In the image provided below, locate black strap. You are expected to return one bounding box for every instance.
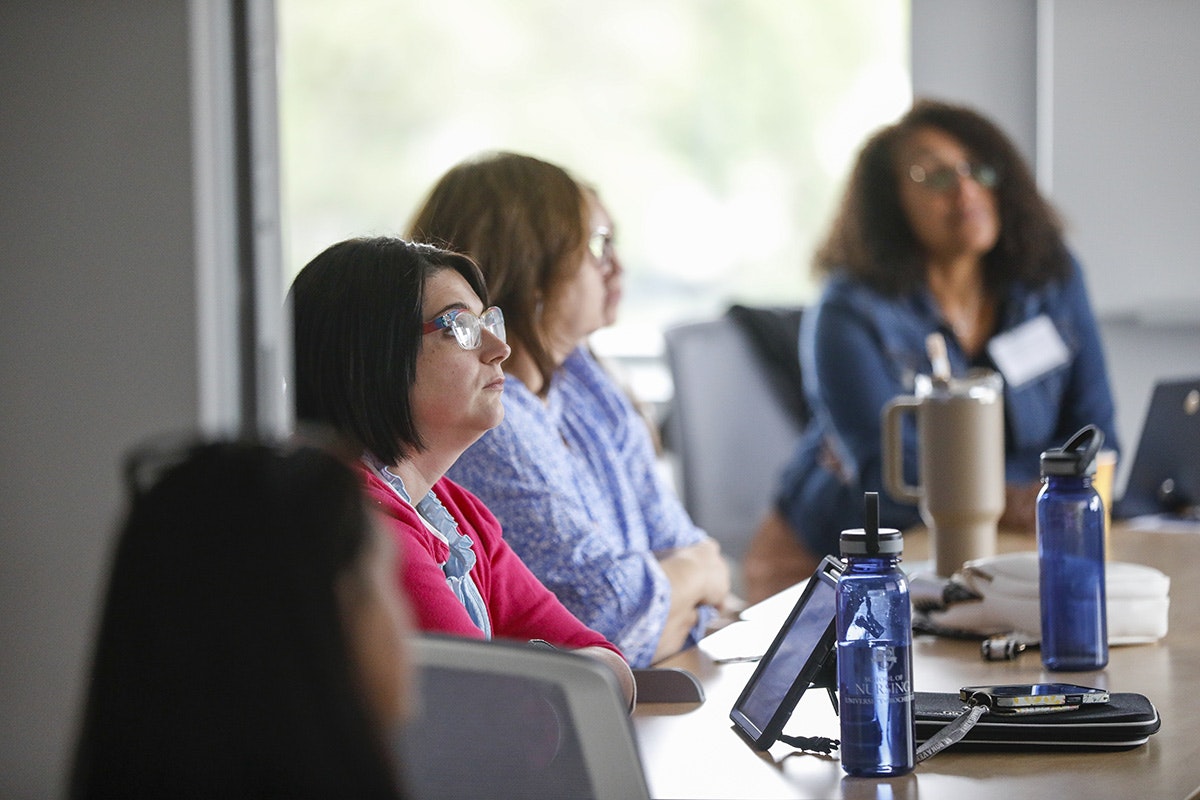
[774,685,841,755]
[778,734,840,755]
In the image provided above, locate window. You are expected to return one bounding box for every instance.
[279,0,910,400]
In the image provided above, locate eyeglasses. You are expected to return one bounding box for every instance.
[908,161,998,192]
[587,227,617,276]
[422,306,506,351]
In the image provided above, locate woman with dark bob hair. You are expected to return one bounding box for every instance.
[289,237,635,706]
[743,99,1119,601]
[71,439,412,799]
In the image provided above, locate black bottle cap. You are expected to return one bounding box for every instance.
[1040,424,1105,478]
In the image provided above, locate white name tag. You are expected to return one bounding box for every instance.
[987,314,1070,388]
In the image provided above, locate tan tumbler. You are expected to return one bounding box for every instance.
[883,370,1005,577]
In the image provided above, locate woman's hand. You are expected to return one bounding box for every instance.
[653,537,732,662]
[659,537,731,606]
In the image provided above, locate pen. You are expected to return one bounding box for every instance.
[712,654,763,664]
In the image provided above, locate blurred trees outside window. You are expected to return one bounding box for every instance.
[279,0,909,392]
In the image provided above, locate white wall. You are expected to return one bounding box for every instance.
[0,4,202,796]
[1045,0,1200,321]
[912,0,1200,487]
[911,0,1039,163]
[2,1,278,792]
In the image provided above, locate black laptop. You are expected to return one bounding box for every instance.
[1112,377,1200,519]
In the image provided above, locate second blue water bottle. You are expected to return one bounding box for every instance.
[1037,425,1108,671]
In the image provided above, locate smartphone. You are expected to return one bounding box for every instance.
[960,683,1110,713]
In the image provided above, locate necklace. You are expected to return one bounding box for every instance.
[944,295,995,356]
[927,263,990,351]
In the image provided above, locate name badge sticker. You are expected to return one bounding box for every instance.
[987,315,1070,388]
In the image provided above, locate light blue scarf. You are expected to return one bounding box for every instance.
[365,455,493,638]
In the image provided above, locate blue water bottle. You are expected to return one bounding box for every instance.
[1037,425,1108,671]
[836,492,915,777]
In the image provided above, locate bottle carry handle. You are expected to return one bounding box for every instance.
[1061,424,1104,473]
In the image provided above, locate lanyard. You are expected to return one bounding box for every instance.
[915,700,990,762]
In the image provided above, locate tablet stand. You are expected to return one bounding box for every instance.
[812,650,839,715]
[776,651,841,754]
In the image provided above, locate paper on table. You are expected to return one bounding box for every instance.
[697,580,807,662]
[696,620,777,663]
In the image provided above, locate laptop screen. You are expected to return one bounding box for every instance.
[1114,377,1200,518]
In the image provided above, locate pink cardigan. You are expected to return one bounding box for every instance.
[360,467,622,657]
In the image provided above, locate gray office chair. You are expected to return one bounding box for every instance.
[398,635,650,800]
[663,307,807,564]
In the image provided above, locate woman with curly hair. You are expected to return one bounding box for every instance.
[744,99,1119,601]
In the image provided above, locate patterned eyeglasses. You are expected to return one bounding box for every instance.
[421,306,506,351]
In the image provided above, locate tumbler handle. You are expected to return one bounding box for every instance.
[882,396,922,505]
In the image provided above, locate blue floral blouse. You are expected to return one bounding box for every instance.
[448,346,714,667]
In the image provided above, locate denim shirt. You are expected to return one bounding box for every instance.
[776,255,1119,556]
[365,455,493,639]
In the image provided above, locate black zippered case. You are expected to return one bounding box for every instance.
[914,691,1161,750]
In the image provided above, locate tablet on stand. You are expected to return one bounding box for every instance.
[729,555,843,750]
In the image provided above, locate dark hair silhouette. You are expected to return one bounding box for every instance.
[70,438,406,799]
[815,98,1070,295]
[290,236,489,465]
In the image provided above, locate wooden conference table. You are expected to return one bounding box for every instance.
[633,524,1199,800]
